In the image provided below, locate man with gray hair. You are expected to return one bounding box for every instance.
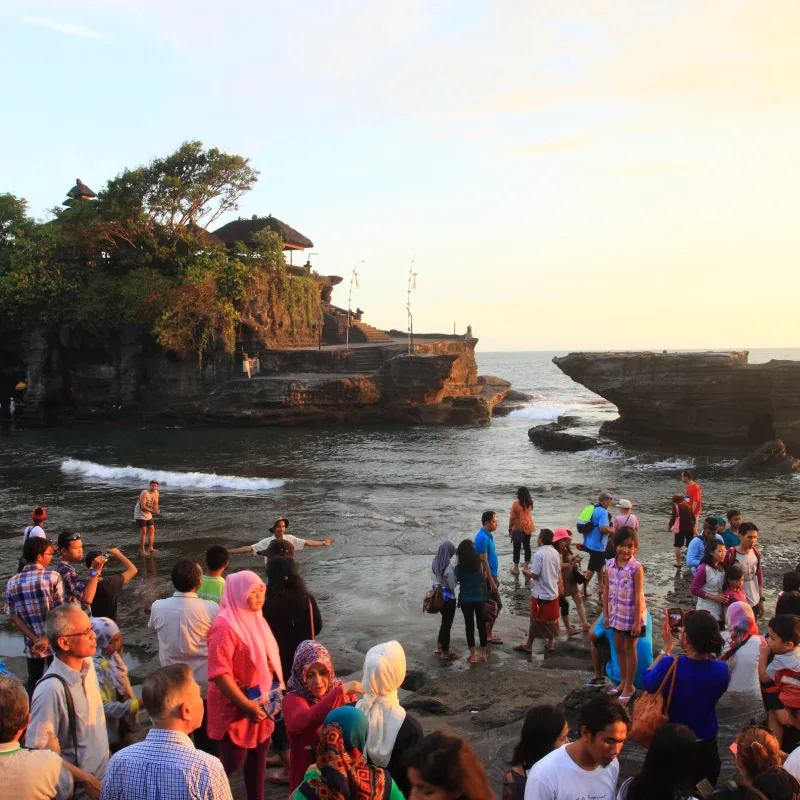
[27,604,109,795]
[100,664,232,800]
[582,490,616,598]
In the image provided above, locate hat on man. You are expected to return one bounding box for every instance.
[598,490,613,503]
[32,507,47,522]
[269,517,289,533]
[715,515,726,527]
[552,528,572,543]
[617,499,632,510]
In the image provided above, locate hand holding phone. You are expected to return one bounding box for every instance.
[666,607,684,635]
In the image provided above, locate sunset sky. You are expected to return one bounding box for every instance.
[2,1,798,351]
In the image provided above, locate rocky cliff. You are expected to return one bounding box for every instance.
[553,351,800,450]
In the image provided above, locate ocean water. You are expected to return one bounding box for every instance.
[0,348,798,657]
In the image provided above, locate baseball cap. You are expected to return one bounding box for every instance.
[617,499,632,510]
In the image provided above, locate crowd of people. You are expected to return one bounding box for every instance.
[2,469,800,800]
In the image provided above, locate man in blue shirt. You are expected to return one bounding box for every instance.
[474,511,503,643]
[723,508,742,548]
[686,516,725,574]
[582,491,615,598]
[587,611,654,690]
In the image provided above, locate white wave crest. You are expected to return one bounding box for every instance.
[634,457,696,471]
[60,459,285,491]
[508,405,573,422]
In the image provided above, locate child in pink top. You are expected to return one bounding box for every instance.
[722,564,748,605]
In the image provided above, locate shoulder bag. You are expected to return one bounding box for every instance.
[629,657,679,748]
[423,583,445,615]
[38,674,79,766]
[309,598,315,640]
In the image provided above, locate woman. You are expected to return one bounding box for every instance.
[614,499,639,533]
[734,726,781,784]
[509,486,535,575]
[617,723,697,800]
[751,768,800,800]
[723,602,766,696]
[406,731,496,800]
[207,570,284,800]
[283,639,363,791]
[555,530,589,634]
[455,539,489,663]
[503,705,568,800]
[431,540,459,660]
[293,706,404,799]
[356,641,422,798]
[643,610,729,788]
[691,539,728,623]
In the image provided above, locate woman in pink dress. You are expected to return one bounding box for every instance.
[207,570,284,800]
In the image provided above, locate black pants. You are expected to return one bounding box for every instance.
[512,533,532,564]
[26,656,53,697]
[438,598,457,652]
[693,738,721,788]
[559,595,569,617]
[461,601,487,648]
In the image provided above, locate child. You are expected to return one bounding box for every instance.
[668,493,696,568]
[603,526,646,704]
[554,529,589,635]
[776,572,800,616]
[723,565,748,605]
[723,509,743,548]
[759,615,800,747]
[691,539,728,624]
[197,544,228,604]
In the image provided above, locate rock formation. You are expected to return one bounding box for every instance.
[734,440,799,475]
[553,351,800,451]
[528,423,599,452]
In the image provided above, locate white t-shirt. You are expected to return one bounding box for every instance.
[532,546,562,601]
[784,747,800,783]
[724,634,764,696]
[766,646,800,681]
[525,744,619,800]
[251,534,306,565]
[729,549,760,606]
[23,524,46,544]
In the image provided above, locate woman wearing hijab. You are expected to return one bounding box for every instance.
[356,641,422,797]
[207,570,284,800]
[293,706,404,799]
[431,540,459,659]
[91,616,140,751]
[283,640,364,792]
[723,601,766,696]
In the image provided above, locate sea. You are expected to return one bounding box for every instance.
[1,348,798,665]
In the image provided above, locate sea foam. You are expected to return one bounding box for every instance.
[60,458,285,491]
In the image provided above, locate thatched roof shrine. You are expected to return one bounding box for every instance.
[63,178,97,206]
[212,214,314,251]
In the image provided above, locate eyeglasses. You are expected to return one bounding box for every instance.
[62,626,95,639]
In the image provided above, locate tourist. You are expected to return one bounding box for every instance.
[776,571,800,616]
[503,705,568,800]
[84,547,138,622]
[603,526,646,703]
[198,545,229,604]
[405,730,496,800]
[715,514,727,539]
[525,696,629,800]
[582,491,615,598]
[668,493,696,568]
[28,605,110,786]
[691,539,728,624]
[723,509,744,548]
[475,510,503,643]
[509,486,536,575]
[751,767,800,800]
[4,536,64,695]
[356,641,422,798]
[758,614,800,747]
[134,479,160,555]
[723,565,748,605]
[614,499,639,532]
[681,469,702,517]
[292,706,406,799]
[57,529,106,613]
[726,523,764,618]
[733,725,782,785]
[778,678,800,782]
[101,664,233,800]
[430,540,459,659]
[616,723,697,800]
[515,529,561,655]
[228,517,334,567]
[22,506,47,544]
[586,611,654,689]
[283,640,363,791]
[207,570,284,800]
[455,538,489,663]
[722,602,766,697]
[642,609,729,787]
[556,529,589,634]
[91,617,140,751]
[687,516,725,575]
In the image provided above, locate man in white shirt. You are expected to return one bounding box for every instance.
[516,529,563,653]
[22,506,47,545]
[525,696,630,800]
[228,516,334,566]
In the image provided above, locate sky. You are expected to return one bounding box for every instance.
[1,1,799,351]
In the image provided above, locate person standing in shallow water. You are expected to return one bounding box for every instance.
[474,510,503,644]
[430,540,459,659]
[134,480,160,555]
[681,470,702,518]
[509,487,535,576]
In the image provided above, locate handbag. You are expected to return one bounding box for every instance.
[309,598,315,640]
[572,562,587,585]
[483,597,499,624]
[670,506,681,534]
[423,583,445,614]
[629,657,679,747]
[531,596,560,623]
[264,679,284,721]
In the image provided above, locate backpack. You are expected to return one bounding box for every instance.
[725,546,761,571]
[577,504,598,535]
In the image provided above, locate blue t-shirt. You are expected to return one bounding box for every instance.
[643,655,729,740]
[583,506,610,553]
[722,528,741,548]
[474,528,498,577]
[454,565,486,603]
[594,612,654,689]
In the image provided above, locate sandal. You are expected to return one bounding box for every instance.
[567,628,581,636]
[607,687,621,696]
[582,623,591,632]
[266,770,289,785]
[619,695,634,705]
[487,636,503,644]
[481,651,489,661]
[513,644,532,653]
[544,643,555,653]
[468,654,479,663]
[440,650,460,660]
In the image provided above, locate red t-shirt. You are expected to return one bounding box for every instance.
[685,482,702,516]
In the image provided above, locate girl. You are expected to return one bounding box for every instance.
[430,540,458,659]
[603,526,646,703]
[454,539,489,663]
[553,529,589,634]
[722,565,748,605]
[509,486,535,575]
[691,540,728,624]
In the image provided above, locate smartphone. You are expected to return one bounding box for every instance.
[243,686,262,701]
[667,607,684,634]
[695,778,715,799]
[102,552,110,560]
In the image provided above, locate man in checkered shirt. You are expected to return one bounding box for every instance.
[101,664,233,800]
[4,537,64,695]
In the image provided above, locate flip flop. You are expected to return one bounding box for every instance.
[544,644,555,653]
[481,651,489,661]
[468,655,479,663]
[582,624,591,632]
[266,770,289,785]
[487,636,503,644]
[440,651,460,660]
[607,687,621,696]
[567,629,581,636]
[619,695,634,705]
[513,644,532,653]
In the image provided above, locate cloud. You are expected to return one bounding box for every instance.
[591,162,696,176]
[21,14,108,40]
[506,138,595,156]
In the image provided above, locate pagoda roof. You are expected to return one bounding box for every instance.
[183,222,226,248]
[212,214,314,250]
[65,178,96,199]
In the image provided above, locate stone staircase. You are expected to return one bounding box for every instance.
[348,319,393,344]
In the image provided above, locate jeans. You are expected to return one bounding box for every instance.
[461,601,487,648]
[26,656,53,698]
[438,598,457,652]
[512,533,532,564]
[693,738,721,788]
[218,733,271,800]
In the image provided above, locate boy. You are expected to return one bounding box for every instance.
[197,545,229,604]
[723,509,743,548]
[758,614,800,746]
[134,480,160,555]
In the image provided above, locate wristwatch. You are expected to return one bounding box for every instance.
[659,649,669,656]
[90,569,99,577]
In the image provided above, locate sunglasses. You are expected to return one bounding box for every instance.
[62,532,82,543]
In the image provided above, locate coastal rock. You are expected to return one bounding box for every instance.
[401,697,450,715]
[528,423,599,452]
[734,439,799,475]
[505,390,533,403]
[492,388,534,417]
[556,415,580,427]
[553,351,800,451]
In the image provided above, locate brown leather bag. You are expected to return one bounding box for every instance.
[309,598,315,640]
[629,656,679,747]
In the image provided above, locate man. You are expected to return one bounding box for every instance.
[22,506,47,545]
[229,516,334,567]
[582,491,616,598]
[100,664,233,800]
[134,479,160,555]
[5,537,64,695]
[779,678,800,782]
[723,508,743,548]
[525,696,630,800]
[681,469,702,518]
[84,547,137,622]
[474,510,503,644]
[56,529,106,613]
[197,545,229,604]
[726,522,763,617]
[587,611,654,689]
[686,516,726,574]
[28,605,110,789]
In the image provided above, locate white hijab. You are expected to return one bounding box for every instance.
[356,640,408,768]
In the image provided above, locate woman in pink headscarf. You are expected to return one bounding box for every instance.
[207,570,284,800]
